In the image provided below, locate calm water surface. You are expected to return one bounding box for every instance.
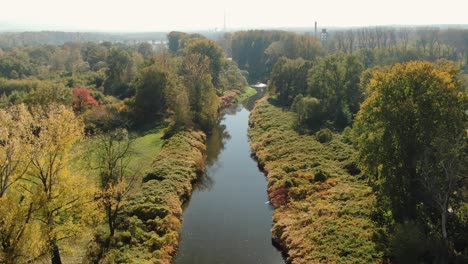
[173,90,285,264]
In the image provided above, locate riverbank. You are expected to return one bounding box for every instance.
[109,129,206,263]
[102,88,260,263]
[219,86,257,110]
[248,97,383,263]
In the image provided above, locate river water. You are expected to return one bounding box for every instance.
[173,90,285,264]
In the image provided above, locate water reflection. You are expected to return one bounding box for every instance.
[191,87,264,193]
[174,87,284,264]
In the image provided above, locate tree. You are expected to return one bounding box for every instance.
[179,53,219,131]
[0,104,33,197]
[183,38,225,87]
[1,104,95,264]
[354,61,467,257]
[167,31,188,53]
[134,65,176,124]
[27,104,93,264]
[307,53,363,129]
[72,87,100,113]
[0,104,42,264]
[91,128,137,245]
[290,94,324,130]
[103,47,136,98]
[137,42,154,60]
[25,83,73,106]
[269,57,314,106]
[172,88,192,130]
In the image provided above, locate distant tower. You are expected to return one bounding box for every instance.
[314,21,317,38]
[321,28,328,42]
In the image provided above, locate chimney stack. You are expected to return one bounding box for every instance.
[314,21,317,38]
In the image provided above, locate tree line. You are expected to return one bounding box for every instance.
[228,28,467,262]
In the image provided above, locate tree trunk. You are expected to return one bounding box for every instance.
[107,205,114,238]
[51,242,62,264]
[441,210,447,241]
[440,202,449,264]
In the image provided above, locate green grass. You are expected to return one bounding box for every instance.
[128,129,165,173]
[249,97,383,264]
[69,128,164,175]
[234,86,257,103]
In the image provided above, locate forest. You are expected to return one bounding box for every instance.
[0,26,467,264]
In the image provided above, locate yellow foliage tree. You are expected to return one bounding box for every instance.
[0,104,97,264]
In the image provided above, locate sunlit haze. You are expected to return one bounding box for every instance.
[1,0,467,31]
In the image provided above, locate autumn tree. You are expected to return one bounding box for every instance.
[354,61,467,259]
[0,104,41,264]
[27,104,94,264]
[72,87,100,113]
[1,104,95,264]
[0,104,33,197]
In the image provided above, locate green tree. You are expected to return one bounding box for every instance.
[307,53,363,129]
[103,47,136,98]
[354,61,467,258]
[183,38,225,87]
[179,53,219,131]
[137,42,154,60]
[91,128,137,244]
[25,83,73,106]
[134,65,176,124]
[269,57,314,106]
[167,31,189,53]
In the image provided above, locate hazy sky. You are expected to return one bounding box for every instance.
[1,0,467,31]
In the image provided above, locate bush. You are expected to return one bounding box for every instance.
[315,128,333,143]
[314,169,328,182]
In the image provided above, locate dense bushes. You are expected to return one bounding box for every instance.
[249,98,382,263]
[96,130,206,263]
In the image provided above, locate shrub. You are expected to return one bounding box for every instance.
[315,128,333,143]
[314,169,328,182]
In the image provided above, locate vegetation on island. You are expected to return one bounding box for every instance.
[249,98,382,263]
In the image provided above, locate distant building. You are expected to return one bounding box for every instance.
[321,28,328,42]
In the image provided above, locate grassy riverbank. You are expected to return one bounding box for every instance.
[107,130,206,263]
[248,98,383,263]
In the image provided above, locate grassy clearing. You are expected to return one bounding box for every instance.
[219,86,257,109]
[248,98,382,264]
[234,86,257,103]
[68,128,165,179]
[107,130,206,264]
[128,129,165,172]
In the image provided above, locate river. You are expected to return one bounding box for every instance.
[173,89,285,264]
